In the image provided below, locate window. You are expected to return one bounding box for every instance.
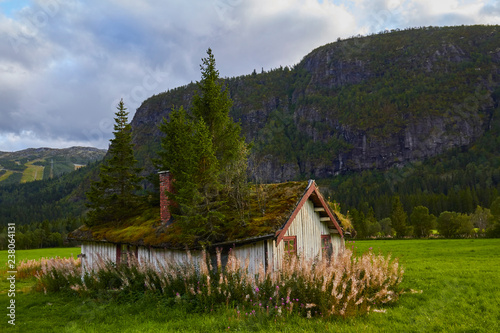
[117,244,137,265]
[321,235,332,257]
[283,236,297,256]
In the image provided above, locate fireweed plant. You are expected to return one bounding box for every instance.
[33,246,404,318]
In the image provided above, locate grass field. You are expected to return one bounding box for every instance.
[0,170,14,182]
[20,161,44,183]
[1,239,499,332]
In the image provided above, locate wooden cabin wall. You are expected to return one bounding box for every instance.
[273,199,334,269]
[81,241,117,271]
[149,247,202,269]
[331,234,344,256]
[230,240,272,276]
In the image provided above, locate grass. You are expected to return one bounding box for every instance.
[0,247,80,295]
[1,240,499,332]
[20,161,44,183]
[0,247,80,265]
[0,170,14,182]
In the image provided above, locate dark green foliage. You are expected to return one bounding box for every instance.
[157,107,222,243]
[0,172,23,185]
[0,159,27,172]
[437,211,462,238]
[86,100,144,226]
[191,49,249,212]
[487,197,500,237]
[0,218,82,250]
[410,206,436,238]
[391,196,408,238]
[156,49,249,245]
[0,164,97,228]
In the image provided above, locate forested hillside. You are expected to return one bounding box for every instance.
[2,25,500,246]
[0,147,106,186]
[133,25,500,182]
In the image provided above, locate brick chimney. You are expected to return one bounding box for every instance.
[159,171,173,225]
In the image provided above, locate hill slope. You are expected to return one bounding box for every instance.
[2,25,500,229]
[132,25,500,182]
[0,147,106,186]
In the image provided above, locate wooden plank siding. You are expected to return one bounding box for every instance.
[81,241,117,271]
[230,240,275,276]
[273,199,340,270]
[149,247,201,269]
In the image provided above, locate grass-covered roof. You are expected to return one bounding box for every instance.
[70,180,311,248]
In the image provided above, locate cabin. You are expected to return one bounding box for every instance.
[71,172,345,274]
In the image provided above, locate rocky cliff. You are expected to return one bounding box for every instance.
[131,25,500,182]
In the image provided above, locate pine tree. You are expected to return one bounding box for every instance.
[85,99,143,226]
[390,196,408,238]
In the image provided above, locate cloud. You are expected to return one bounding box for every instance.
[0,0,498,151]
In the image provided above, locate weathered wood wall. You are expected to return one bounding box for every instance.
[273,199,342,269]
[149,247,202,269]
[81,241,117,271]
[230,240,274,275]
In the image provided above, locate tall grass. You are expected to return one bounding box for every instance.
[33,247,403,318]
[15,256,80,279]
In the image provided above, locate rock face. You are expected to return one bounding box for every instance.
[131,26,500,183]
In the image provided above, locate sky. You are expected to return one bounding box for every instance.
[0,0,499,152]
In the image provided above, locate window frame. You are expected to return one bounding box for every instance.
[283,236,297,256]
[321,234,333,257]
[116,244,138,265]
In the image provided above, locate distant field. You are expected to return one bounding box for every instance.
[0,240,498,332]
[0,247,80,266]
[20,161,44,183]
[0,170,13,181]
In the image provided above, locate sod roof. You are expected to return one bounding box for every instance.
[70,180,343,248]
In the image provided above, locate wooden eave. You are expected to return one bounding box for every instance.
[275,180,344,245]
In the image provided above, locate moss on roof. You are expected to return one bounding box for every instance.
[70,180,309,248]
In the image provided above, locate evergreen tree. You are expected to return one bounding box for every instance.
[85,99,143,226]
[487,197,500,237]
[156,107,222,242]
[390,196,408,238]
[191,48,249,205]
[157,49,249,244]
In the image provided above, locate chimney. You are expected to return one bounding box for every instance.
[159,171,173,225]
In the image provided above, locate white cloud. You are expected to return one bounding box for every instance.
[0,0,498,151]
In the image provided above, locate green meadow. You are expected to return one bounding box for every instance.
[1,239,499,332]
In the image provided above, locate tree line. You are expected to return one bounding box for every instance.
[85,49,249,247]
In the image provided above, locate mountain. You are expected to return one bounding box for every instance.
[132,25,500,183]
[0,146,106,186]
[2,25,500,231]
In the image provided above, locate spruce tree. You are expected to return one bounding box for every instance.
[156,49,249,243]
[157,107,222,242]
[390,196,408,238]
[192,49,249,203]
[86,99,143,226]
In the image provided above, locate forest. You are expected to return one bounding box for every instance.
[2,25,500,249]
